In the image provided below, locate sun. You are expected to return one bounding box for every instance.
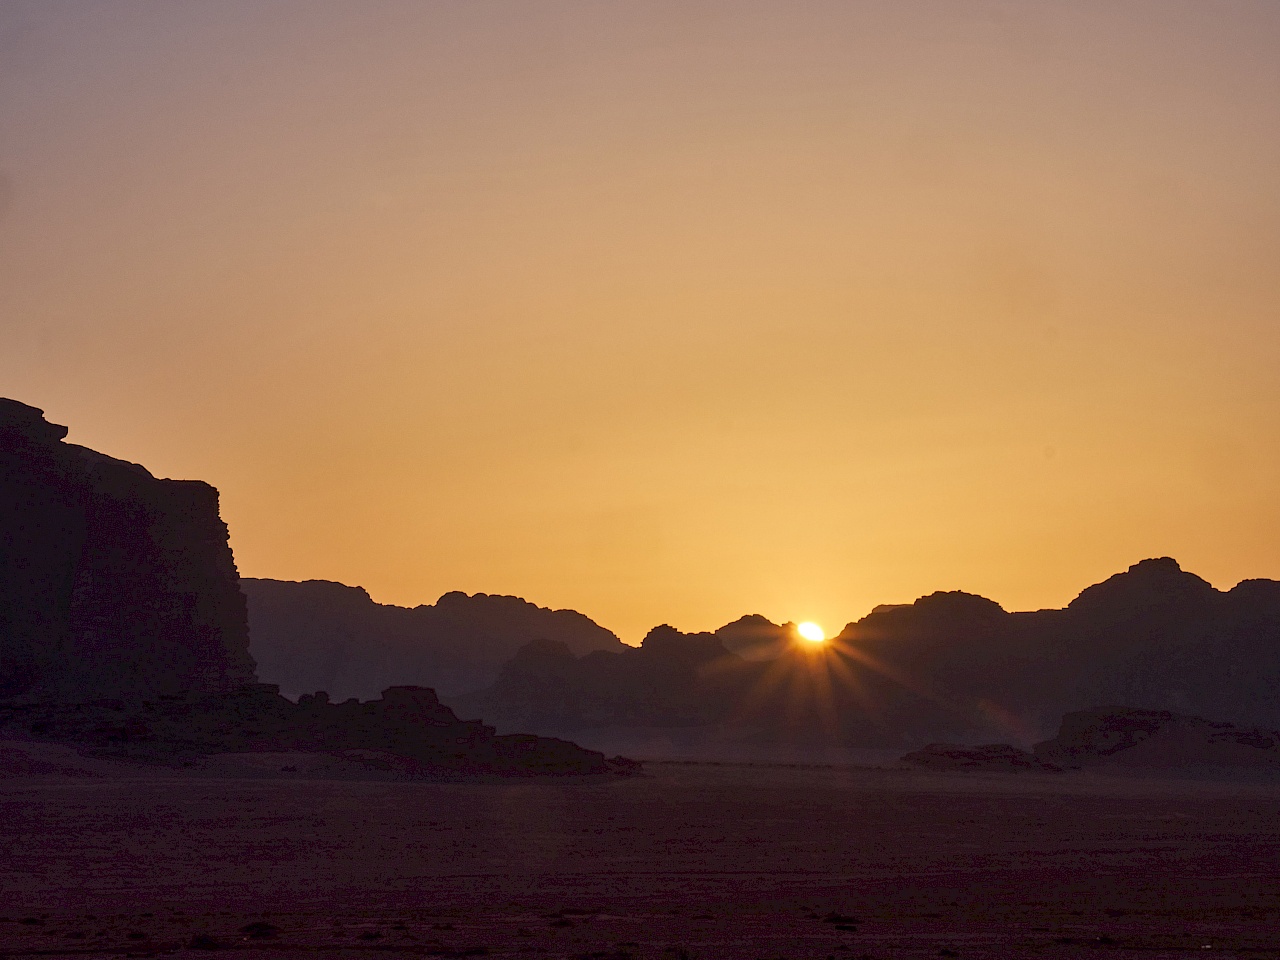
[796,621,826,643]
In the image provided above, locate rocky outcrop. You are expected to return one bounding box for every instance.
[902,708,1280,773]
[0,399,255,700]
[0,683,640,776]
[1033,707,1280,770]
[902,742,1059,772]
[241,577,625,700]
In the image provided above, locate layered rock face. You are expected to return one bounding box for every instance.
[242,577,625,700]
[0,399,256,699]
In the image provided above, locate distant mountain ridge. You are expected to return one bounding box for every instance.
[832,557,1280,736]
[243,578,625,701]
[453,558,1280,748]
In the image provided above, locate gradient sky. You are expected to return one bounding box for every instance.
[2,1,1278,642]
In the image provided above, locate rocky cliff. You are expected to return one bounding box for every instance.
[0,399,256,699]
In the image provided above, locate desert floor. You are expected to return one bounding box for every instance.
[2,744,1279,959]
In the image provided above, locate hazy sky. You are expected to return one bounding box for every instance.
[3,1,1278,641]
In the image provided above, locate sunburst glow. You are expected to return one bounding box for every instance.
[796,621,825,643]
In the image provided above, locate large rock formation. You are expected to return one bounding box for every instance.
[0,399,636,777]
[0,683,638,776]
[242,577,625,700]
[1033,707,1280,770]
[904,707,1280,773]
[458,559,1280,748]
[0,399,255,700]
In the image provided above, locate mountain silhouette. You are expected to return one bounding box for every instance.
[451,624,751,733]
[834,558,1280,737]
[456,558,1280,748]
[715,614,797,661]
[242,578,625,700]
[0,397,634,776]
[10,395,1277,754]
[0,399,255,699]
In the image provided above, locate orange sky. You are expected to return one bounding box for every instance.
[3,2,1278,642]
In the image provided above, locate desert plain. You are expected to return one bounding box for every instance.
[2,744,1279,960]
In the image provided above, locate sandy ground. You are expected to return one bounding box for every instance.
[1,742,1279,959]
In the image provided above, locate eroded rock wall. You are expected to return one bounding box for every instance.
[0,399,255,699]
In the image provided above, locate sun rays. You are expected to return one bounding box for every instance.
[694,614,1024,745]
[719,625,957,741]
[797,621,826,643]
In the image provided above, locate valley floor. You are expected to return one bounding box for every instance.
[1,744,1279,959]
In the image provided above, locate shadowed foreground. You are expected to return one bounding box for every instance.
[2,758,1279,958]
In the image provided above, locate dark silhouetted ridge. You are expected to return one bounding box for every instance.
[715,614,795,661]
[0,398,637,777]
[0,398,255,700]
[641,624,731,665]
[242,578,625,700]
[460,560,1280,749]
[1067,557,1217,618]
[0,683,638,776]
